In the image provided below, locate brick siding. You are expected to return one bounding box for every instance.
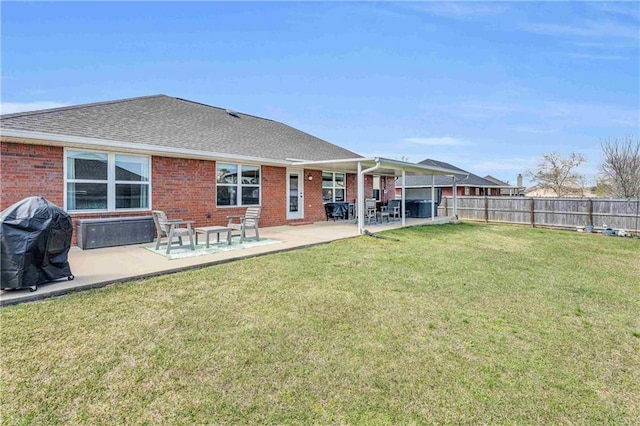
[302,169,325,222]
[1,142,64,209]
[2,140,395,247]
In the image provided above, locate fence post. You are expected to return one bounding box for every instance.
[444,197,448,216]
[530,198,535,227]
[587,198,593,226]
[484,196,489,223]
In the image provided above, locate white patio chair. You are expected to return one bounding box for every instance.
[227,207,261,243]
[365,198,377,225]
[152,210,195,254]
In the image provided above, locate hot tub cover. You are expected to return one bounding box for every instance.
[1,196,73,291]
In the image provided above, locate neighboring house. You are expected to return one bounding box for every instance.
[1,95,458,246]
[396,158,515,199]
[483,175,525,196]
[524,185,597,198]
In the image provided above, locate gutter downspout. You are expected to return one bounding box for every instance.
[402,170,406,226]
[431,174,436,221]
[357,162,363,233]
[452,176,458,219]
[358,160,382,234]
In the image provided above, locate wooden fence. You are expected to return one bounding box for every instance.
[438,196,640,233]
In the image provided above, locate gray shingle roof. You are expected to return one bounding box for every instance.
[0,95,361,162]
[483,175,511,186]
[401,159,500,187]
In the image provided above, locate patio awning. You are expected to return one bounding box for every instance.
[290,157,460,177]
[291,157,460,234]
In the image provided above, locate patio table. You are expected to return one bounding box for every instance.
[194,226,233,248]
[377,208,390,223]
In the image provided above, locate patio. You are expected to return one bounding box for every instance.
[1,216,455,306]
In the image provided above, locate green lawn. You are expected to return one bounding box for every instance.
[1,223,639,424]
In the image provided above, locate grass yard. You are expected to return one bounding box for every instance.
[1,223,639,424]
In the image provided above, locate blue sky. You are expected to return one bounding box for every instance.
[2,1,639,185]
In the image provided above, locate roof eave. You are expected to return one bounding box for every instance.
[291,157,459,176]
[0,128,292,166]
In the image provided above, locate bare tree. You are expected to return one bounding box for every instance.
[526,152,586,196]
[599,135,640,198]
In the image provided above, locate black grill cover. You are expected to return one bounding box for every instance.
[1,196,73,290]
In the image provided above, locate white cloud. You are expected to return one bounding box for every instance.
[403,137,471,147]
[472,159,533,173]
[1,101,69,115]
[425,99,639,129]
[569,53,627,61]
[522,20,639,40]
[590,3,640,19]
[571,41,637,50]
[412,2,507,20]
[509,126,560,134]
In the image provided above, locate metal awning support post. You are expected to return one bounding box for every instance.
[452,176,458,218]
[358,160,381,234]
[431,174,436,221]
[357,161,364,234]
[401,170,406,226]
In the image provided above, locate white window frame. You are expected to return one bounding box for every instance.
[64,148,151,213]
[216,163,262,207]
[322,171,347,203]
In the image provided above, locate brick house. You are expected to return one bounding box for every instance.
[397,158,521,199]
[1,95,458,246]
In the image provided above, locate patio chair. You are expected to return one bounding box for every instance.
[377,205,390,223]
[365,198,377,225]
[152,210,195,254]
[227,206,261,243]
[324,202,348,221]
[386,199,401,222]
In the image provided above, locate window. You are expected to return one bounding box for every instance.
[217,163,260,206]
[116,155,151,209]
[322,171,346,203]
[65,150,150,212]
[373,176,381,201]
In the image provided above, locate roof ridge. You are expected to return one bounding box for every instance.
[484,174,509,185]
[170,98,352,154]
[0,94,167,119]
[420,158,467,173]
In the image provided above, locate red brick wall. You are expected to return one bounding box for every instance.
[151,157,289,228]
[0,143,298,246]
[379,175,396,205]
[152,156,216,227]
[345,173,375,201]
[346,173,357,203]
[1,142,64,209]
[259,165,286,227]
[0,142,147,246]
[2,141,393,246]
[303,169,325,222]
[396,186,463,197]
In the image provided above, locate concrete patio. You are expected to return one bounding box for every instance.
[1,217,454,306]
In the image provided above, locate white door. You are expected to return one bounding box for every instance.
[286,169,304,220]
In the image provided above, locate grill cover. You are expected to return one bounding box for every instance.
[1,197,73,290]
